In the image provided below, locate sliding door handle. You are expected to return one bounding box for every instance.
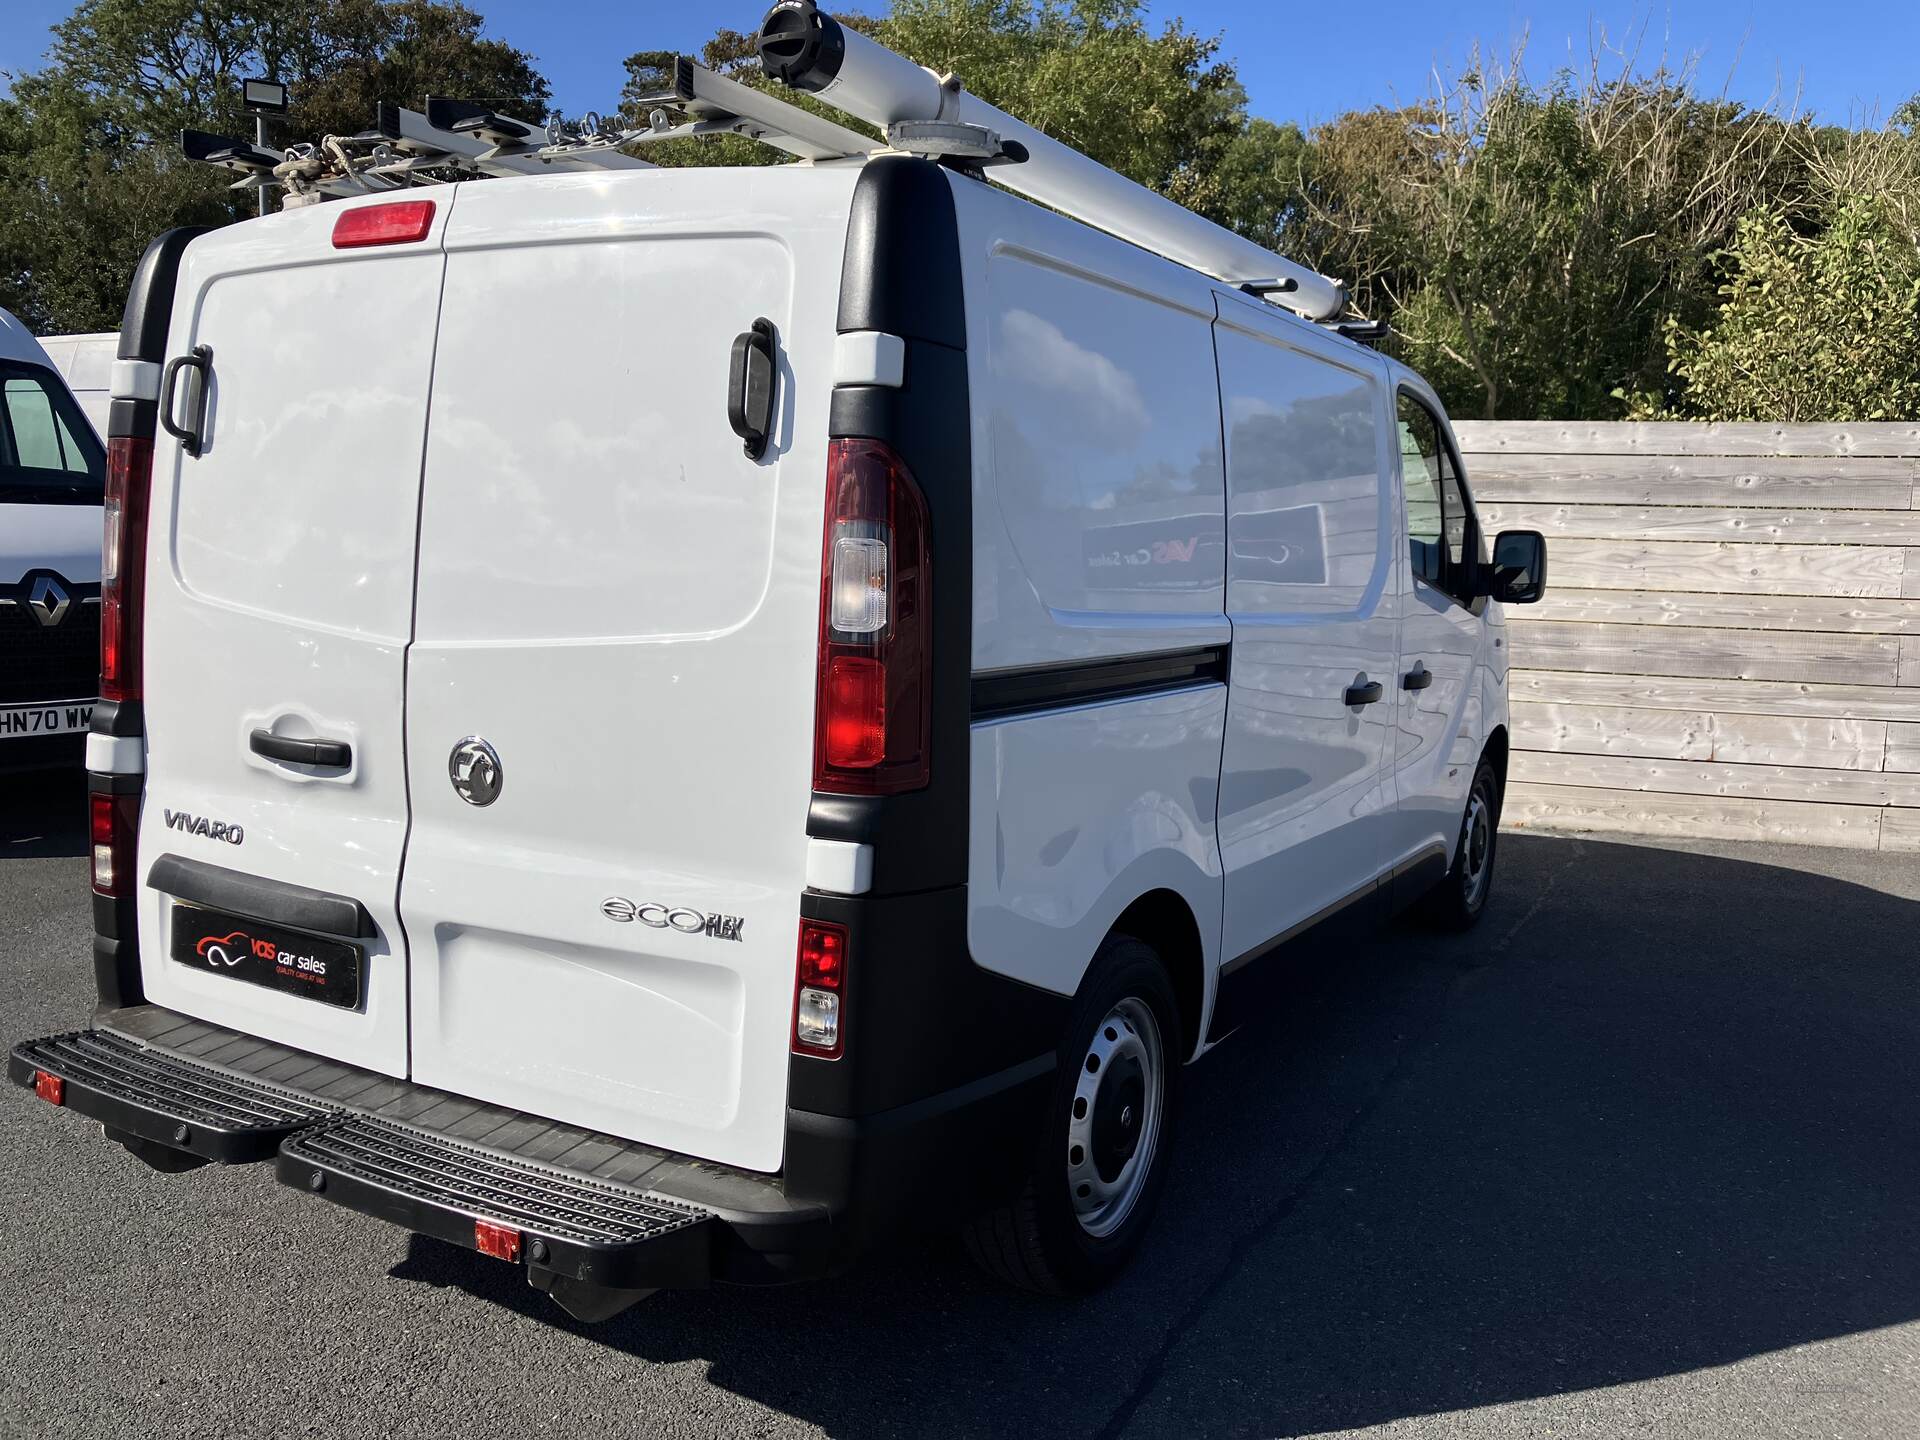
[250,729,351,769]
[1343,679,1384,707]
[1402,664,1434,691]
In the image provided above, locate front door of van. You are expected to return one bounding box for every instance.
[1388,391,1486,878]
[1211,297,1398,978]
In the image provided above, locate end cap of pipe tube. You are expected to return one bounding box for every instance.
[759,1,846,92]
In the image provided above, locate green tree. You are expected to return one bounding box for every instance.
[0,0,548,332]
[1660,193,1920,421]
[1295,52,1801,420]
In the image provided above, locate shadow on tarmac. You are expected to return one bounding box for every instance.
[383,832,1920,1437]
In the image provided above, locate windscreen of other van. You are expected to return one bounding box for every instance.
[0,360,104,505]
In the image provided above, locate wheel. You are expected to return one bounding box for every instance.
[1424,756,1501,931]
[962,935,1181,1295]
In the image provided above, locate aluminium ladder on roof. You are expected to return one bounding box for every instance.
[754,1,1349,321]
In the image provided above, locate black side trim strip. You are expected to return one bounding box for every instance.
[1219,874,1380,981]
[972,645,1230,723]
[146,855,375,939]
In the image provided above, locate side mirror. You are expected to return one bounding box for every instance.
[1485,529,1547,604]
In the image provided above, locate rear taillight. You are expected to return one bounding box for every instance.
[792,919,849,1058]
[813,438,930,794]
[331,199,435,249]
[100,435,153,704]
[90,789,138,897]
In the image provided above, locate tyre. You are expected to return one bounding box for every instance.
[1424,755,1501,931]
[963,935,1182,1295]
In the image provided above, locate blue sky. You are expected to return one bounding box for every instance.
[4,1,1917,129]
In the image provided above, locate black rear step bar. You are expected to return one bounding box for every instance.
[281,1116,711,1309]
[9,1018,756,1316]
[10,1029,335,1163]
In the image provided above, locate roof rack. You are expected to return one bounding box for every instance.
[622,55,874,162]
[756,2,1351,323]
[180,55,877,209]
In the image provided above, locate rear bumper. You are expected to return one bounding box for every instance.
[11,1004,1053,1288]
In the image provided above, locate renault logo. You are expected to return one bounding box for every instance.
[26,574,70,628]
[449,736,503,806]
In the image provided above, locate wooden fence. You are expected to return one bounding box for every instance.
[1455,422,1920,852]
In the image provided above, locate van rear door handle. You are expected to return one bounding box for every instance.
[250,729,351,769]
[1343,679,1384,707]
[1402,665,1433,691]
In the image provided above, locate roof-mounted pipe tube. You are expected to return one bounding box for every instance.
[757,1,1347,322]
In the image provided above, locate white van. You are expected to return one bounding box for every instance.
[11,7,1546,1320]
[0,309,105,773]
[36,331,117,440]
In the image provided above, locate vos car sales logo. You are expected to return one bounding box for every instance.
[195,929,333,984]
[165,809,244,845]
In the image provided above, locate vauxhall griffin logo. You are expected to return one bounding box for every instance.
[449,736,503,806]
[26,574,70,628]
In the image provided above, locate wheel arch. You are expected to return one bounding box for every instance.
[1109,888,1207,1063]
[1483,724,1510,810]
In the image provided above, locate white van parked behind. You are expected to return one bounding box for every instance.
[0,308,106,773]
[36,331,117,439]
[12,4,1547,1321]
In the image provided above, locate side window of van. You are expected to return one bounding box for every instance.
[1395,393,1474,602]
[2,367,98,477]
[0,362,103,500]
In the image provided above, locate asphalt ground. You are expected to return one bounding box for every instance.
[3,767,1917,1439]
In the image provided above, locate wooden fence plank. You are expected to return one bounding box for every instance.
[1509,669,1920,722]
[1902,637,1920,685]
[1507,621,1899,684]
[1524,588,1920,635]
[1453,421,1920,457]
[1470,422,1920,848]
[1502,782,1884,849]
[1464,456,1915,510]
[1888,723,1920,774]
[1479,503,1920,546]
[1883,807,1920,852]
[1510,751,1920,807]
[1547,539,1906,597]
[1511,702,1889,770]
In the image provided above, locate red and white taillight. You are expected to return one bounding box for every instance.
[90,790,138,897]
[100,434,154,704]
[812,438,931,794]
[792,919,849,1058]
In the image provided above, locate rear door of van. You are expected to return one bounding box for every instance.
[398,168,855,1173]
[135,198,450,1076]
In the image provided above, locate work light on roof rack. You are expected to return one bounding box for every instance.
[885,120,1027,168]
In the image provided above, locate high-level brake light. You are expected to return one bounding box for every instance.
[813,438,930,794]
[331,200,435,249]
